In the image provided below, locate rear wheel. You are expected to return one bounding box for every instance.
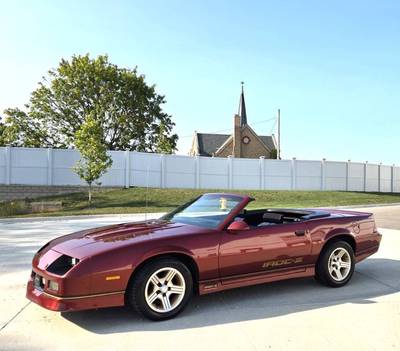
[315,241,355,287]
[126,258,193,321]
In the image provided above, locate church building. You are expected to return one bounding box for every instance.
[189,85,277,159]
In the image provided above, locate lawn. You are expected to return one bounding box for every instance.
[2,187,400,218]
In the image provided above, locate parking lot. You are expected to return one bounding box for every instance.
[0,206,399,351]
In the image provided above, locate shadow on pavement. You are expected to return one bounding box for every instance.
[62,258,400,334]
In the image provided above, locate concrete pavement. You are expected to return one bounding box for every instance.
[0,207,399,351]
[362,205,400,230]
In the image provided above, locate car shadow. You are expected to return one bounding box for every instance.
[61,258,400,334]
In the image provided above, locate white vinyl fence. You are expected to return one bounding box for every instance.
[0,146,399,192]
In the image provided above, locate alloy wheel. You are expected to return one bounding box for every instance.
[328,247,352,281]
[144,267,186,313]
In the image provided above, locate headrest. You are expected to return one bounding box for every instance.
[262,212,283,223]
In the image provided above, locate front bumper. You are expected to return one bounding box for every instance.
[26,277,125,312]
[27,248,127,312]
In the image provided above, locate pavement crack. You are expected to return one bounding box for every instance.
[0,301,31,332]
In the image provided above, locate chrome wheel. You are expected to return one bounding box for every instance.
[144,267,186,313]
[328,247,351,281]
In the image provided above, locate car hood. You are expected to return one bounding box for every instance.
[45,220,198,259]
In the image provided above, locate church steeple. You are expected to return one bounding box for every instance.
[238,81,247,127]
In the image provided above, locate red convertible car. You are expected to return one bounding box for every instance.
[27,193,382,320]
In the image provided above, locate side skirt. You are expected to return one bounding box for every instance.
[198,266,315,295]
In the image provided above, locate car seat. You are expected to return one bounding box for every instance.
[258,212,283,226]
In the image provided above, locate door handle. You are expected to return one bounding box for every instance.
[295,230,306,236]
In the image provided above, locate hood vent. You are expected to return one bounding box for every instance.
[46,255,79,276]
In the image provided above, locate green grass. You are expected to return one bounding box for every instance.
[2,187,400,218]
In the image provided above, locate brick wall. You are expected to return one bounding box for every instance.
[215,119,273,159]
[0,185,120,202]
[240,127,272,159]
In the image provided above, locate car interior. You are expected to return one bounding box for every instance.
[235,208,331,227]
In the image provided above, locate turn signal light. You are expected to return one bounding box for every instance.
[48,280,59,291]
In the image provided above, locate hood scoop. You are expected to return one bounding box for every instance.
[83,221,180,243]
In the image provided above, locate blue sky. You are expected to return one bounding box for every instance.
[1,0,399,164]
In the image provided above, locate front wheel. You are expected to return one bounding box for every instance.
[315,241,355,287]
[126,258,193,321]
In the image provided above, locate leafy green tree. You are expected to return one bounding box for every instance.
[0,109,48,147]
[2,54,178,152]
[155,122,178,153]
[270,148,278,159]
[0,119,5,146]
[74,115,112,204]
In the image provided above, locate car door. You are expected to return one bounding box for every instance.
[218,222,312,281]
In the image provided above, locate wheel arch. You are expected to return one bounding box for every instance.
[320,231,356,257]
[127,251,200,294]
[314,230,357,287]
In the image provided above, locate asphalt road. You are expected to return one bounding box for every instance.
[0,206,399,351]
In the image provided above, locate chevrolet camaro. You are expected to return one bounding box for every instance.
[27,193,382,320]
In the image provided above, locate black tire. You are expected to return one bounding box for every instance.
[126,257,193,321]
[315,240,355,287]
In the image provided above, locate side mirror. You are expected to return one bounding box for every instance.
[227,220,250,232]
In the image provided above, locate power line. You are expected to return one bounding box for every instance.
[270,118,277,135]
[179,116,277,138]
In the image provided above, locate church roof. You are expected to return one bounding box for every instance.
[193,83,276,157]
[196,133,231,156]
[196,133,275,156]
[238,83,247,127]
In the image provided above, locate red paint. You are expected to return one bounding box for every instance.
[227,220,250,231]
[26,193,382,312]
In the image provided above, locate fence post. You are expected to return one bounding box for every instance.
[47,148,53,185]
[321,158,326,190]
[227,156,233,189]
[5,146,11,185]
[364,161,368,192]
[346,160,350,191]
[124,150,130,188]
[259,156,265,190]
[378,163,382,193]
[291,158,297,190]
[195,156,200,189]
[160,154,166,188]
[391,164,395,193]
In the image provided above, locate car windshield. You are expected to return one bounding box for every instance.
[161,194,244,229]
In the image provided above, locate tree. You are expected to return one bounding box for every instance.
[270,148,278,159]
[74,115,112,204]
[2,54,178,152]
[0,109,48,147]
[0,118,5,146]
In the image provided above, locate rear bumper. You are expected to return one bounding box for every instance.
[355,231,382,263]
[26,279,125,312]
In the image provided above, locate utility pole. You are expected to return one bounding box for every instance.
[277,109,281,159]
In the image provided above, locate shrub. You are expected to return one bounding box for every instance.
[0,200,30,217]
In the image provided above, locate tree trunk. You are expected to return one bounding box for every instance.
[88,183,92,205]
